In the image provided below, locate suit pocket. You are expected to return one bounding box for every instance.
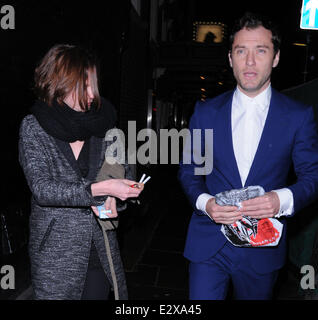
[39,218,56,252]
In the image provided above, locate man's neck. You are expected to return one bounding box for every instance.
[237,83,271,99]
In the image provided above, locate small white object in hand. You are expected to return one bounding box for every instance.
[139,173,151,185]
[97,205,112,219]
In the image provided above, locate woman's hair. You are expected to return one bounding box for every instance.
[34,44,101,111]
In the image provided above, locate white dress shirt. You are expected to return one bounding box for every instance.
[196,84,294,218]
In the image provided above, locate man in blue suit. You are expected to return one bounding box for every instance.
[178,12,318,300]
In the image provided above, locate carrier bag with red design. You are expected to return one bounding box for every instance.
[215,186,283,247]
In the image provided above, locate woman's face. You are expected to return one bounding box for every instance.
[63,72,94,111]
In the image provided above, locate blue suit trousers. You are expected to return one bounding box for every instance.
[189,242,279,300]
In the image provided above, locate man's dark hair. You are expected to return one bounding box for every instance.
[229,12,281,54]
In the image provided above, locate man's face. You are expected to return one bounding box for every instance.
[228,26,280,97]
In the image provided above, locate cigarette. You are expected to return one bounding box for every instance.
[142,176,151,184]
[139,174,146,183]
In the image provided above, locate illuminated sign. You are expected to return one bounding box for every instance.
[300,0,318,30]
[193,21,226,43]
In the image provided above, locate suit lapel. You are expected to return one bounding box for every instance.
[244,89,288,186]
[214,92,243,189]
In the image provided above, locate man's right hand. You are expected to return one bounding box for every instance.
[205,198,242,224]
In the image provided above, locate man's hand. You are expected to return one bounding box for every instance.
[205,198,243,224]
[240,191,280,219]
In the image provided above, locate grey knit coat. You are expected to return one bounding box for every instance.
[18,114,128,300]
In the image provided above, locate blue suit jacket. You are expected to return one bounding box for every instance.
[178,88,318,273]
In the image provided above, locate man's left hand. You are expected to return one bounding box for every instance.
[240,191,280,219]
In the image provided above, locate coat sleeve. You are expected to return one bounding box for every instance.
[288,105,318,214]
[178,102,211,213]
[18,116,104,208]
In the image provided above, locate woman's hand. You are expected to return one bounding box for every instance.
[91,196,118,218]
[91,179,144,201]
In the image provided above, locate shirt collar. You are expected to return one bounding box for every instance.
[234,84,272,112]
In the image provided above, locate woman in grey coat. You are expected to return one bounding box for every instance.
[18,44,143,300]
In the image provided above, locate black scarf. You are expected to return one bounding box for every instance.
[31,97,117,142]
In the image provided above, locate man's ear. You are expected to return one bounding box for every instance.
[228,51,233,67]
[272,50,280,68]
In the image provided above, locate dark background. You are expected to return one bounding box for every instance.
[1,0,318,300]
[1,0,317,205]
